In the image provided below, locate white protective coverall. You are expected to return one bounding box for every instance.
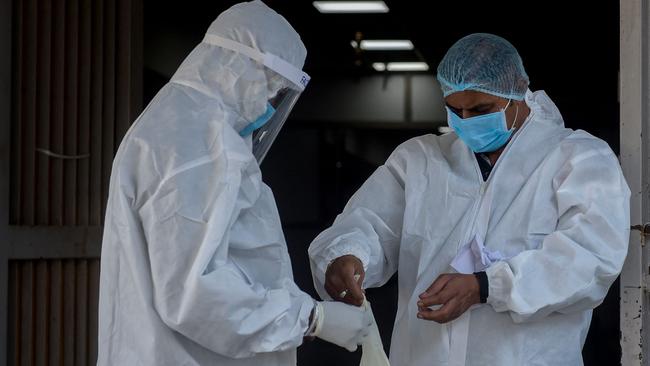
[309,90,630,366]
[98,2,315,365]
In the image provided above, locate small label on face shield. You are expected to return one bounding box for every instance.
[256,130,268,143]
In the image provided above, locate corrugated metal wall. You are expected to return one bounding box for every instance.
[5,0,142,364]
[9,0,143,226]
[8,259,100,366]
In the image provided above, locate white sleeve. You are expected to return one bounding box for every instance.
[308,148,408,299]
[486,145,631,323]
[138,149,313,359]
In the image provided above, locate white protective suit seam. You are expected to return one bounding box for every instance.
[161,151,227,189]
[169,78,218,100]
[486,238,605,319]
[166,79,250,132]
[323,242,370,271]
[566,147,615,167]
[384,160,407,190]
[485,261,507,310]
[138,148,236,218]
[515,276,600,320]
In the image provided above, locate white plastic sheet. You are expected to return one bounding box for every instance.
[360,300,390,366]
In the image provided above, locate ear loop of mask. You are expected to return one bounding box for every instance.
[506,100,520,131]
[501,99,520,131]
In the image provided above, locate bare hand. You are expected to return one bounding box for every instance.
[416,273,480,323]
[325,255,365,306]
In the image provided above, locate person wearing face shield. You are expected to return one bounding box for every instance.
[309,33,630,365]
[97,2,372,365]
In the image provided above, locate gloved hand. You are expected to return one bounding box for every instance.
[311,300,372,352]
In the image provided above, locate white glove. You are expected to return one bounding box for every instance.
[311,301,372,352]
[360,299,390,366]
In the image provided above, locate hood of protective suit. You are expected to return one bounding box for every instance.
[524,89,564,127]
[170,0,307,133]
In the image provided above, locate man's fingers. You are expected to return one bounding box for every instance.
[325,273,347,299]
[355,268,366,295]
[325,282,359,305]
[354,261,365,282]
[324,256,366,305]
[325,273,343,291]
[420,274,452,299]
[416,306,442,322]
[325,273,361,305]
[324,281,340,300]
[428,299,462,323]
[327,268,351,289]
[340,293,362,306]
[343,273,364,306]
[417,298,458,323]
[417,287,453,308]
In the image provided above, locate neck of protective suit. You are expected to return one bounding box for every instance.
[446,99,519,153]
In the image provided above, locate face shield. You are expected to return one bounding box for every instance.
[202,34,310,163]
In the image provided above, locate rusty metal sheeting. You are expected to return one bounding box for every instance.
[9,0,142,226]
[8,259,100,366]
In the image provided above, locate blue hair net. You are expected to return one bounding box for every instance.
[436,33,529,100]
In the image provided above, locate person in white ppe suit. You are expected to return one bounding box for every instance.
[309,33,630,366]
[97,2,372,365]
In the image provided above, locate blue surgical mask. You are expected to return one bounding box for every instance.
[239,102,276,137]
[446,100,516,153]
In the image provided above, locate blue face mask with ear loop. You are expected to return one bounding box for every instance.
[239,102,276,137]
[446,99,519,153]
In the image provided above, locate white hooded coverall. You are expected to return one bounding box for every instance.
[97,2,314,365]
[309,90,630,366]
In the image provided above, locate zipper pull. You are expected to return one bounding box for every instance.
[479,182,487,196]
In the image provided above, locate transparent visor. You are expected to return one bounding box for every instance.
[202,34,310,163]
[250,86,302,162]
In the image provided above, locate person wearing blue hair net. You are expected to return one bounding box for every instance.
[309,33,630,365]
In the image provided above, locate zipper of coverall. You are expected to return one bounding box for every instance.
[447,109,534,366]
[455,108,535,253]
[449,111,532,366]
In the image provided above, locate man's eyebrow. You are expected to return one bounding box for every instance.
[445,102,494,110]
